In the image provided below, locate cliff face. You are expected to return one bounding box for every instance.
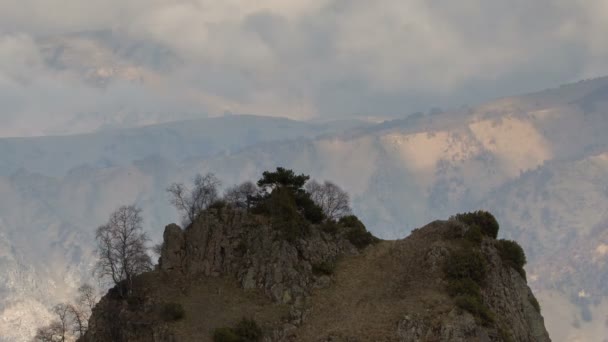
[159,210,356,305]
[82,210,550,342]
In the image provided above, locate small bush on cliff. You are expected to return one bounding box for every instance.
[454,295,495,326]
[213,318,262,342]
[444,247,493,325]
[447,278,481,298]
[444,248,487,283]
[312,261,336,276]
[464,225,483,245]
[160,302,185,322]
[294,192,325,224]
[453,211,499,239]
[339,215,379,249]
[497,239,527,278]
[320,220,340,235]
[235,318,263,341]
[213,328,241,342]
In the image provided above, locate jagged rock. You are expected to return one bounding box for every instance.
[158,210,354,304]
[159,224,185,272]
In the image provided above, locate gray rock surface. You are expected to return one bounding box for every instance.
[159,210,356,304]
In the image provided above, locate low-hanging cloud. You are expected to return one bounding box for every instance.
[1,0,608,136]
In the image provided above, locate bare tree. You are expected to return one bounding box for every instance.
[34,321,63,342]
[167,173,221,225]
[94,205,152,297]
[66,304,86,338]
[65,283,98,338]
[33,284,98,342]
[224,181,258,210]
[51,304,70,342]
[76,283,98,314]
[306,180,352,221]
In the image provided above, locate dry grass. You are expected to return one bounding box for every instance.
[296,225,455,341]
[137,274,289,341]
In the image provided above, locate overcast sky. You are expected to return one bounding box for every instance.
[1,0,608,137]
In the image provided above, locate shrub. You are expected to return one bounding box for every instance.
[160,302,185,322]
[235,318,263,341]
[312,261,336,276]
[496,239,527,278]
[464,225,483,245]
[447,278,481,298]
[444,249,487,283]
[339,215,366,230]
[214,318,263,342]
[294,192,325,224]
[267,187,310,242]
[453,211,499,239]
[126,293,145,310]
[345,227,377,249]
[320,221,339,235]
[339,215,379,249]
[498,326,515,342]
[213,328,241,342]
[454,295,495,326]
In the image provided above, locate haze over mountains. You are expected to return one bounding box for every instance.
[2,76,608,341]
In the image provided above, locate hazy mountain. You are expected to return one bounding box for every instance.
[0,114,368,177]
[2,77,608,341]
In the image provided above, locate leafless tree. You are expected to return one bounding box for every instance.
[306,180,352,221]
[51,304,70,342]
[167,173,221,225]
[34,321,63,342]
[66,304,86,338]
[65,283,98,337]
[94,205,152,297]
[224,181,258,211]
[76,283,98,314]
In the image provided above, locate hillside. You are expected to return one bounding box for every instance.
[81,210,550,342]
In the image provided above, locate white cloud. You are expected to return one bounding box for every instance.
[1,0,608,136]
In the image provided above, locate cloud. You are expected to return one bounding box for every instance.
[1,0,608,136]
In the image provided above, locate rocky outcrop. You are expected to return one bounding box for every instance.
[393,221,551,342]
[482,240,550,342]
[159,210,356,304]
[82,211,551,342]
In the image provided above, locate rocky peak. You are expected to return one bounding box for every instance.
[82,210,550,342]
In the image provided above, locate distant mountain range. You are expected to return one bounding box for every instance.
[2,77,608,341]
